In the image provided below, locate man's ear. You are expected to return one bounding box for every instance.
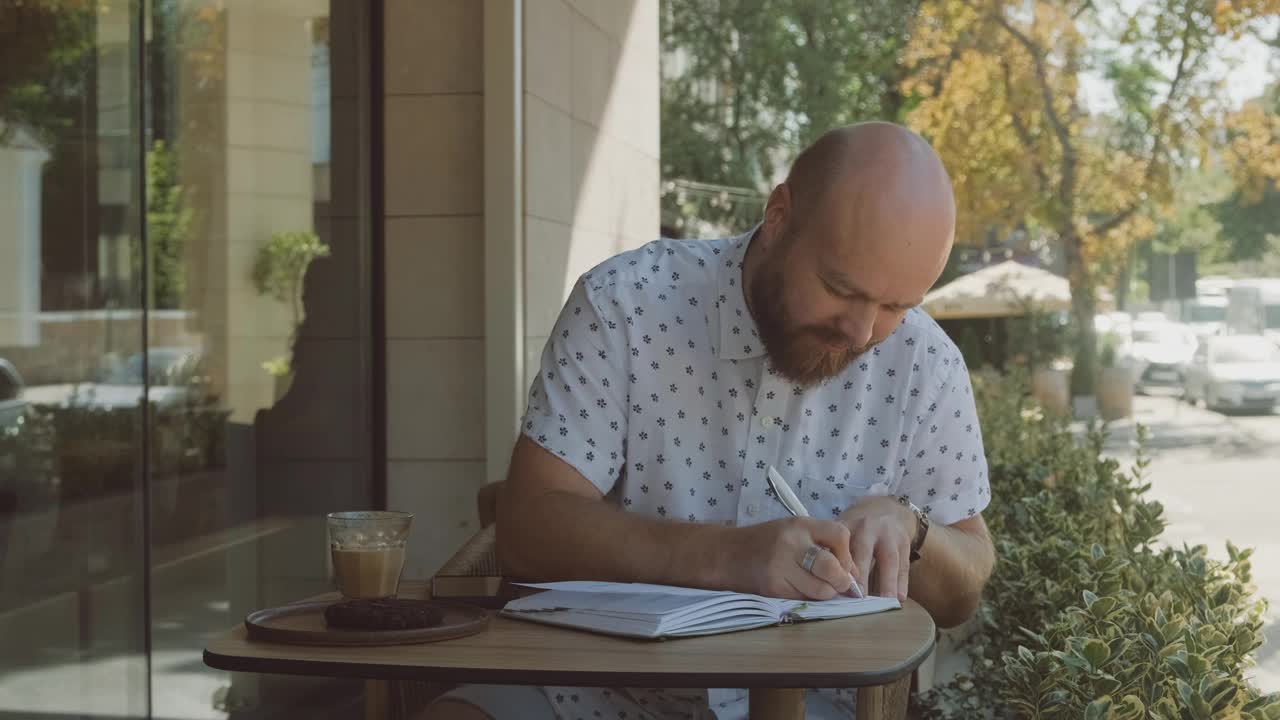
[760,183,792,251]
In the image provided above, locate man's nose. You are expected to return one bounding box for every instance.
[835,301,877,349]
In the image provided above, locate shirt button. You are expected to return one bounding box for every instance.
[746,503,759,516]
[761,416,775,427]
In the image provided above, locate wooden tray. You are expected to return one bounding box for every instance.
[245,600,489,646]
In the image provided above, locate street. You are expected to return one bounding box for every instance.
[1100,394,1280,693]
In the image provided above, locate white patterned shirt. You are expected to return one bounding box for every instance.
[521,229,991,720]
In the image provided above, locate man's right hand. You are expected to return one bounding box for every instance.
[723,517,857,600]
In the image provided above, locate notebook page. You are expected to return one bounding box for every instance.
[517,581,727,596]
[787,595,900,620]
[506,589,734,616]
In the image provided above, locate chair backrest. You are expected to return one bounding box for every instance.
[477,481,502,528]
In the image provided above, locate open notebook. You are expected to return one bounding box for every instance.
[501,581,901,640]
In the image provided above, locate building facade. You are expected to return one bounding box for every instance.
[0,0,659,716]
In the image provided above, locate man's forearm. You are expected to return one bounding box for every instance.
[496,489,734,588]
[908,518,995,628]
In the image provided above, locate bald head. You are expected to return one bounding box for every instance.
[785,122,955,238]
[743,123,957,385]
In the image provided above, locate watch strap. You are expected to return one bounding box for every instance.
[900,496,930,562]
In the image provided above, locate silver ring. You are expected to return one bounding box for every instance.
[800,544,822,574]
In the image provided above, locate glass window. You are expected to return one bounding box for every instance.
[1186,304,1226,323]
[1,1,149,715]
[1265,304,1280,330]
[0,1,375,716]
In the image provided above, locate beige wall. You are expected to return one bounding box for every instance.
[224,0,324,422]
[522,0,661,393]
[382,0,487,579]
[384,0,660,578]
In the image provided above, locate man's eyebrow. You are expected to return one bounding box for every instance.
[824,268,923,309]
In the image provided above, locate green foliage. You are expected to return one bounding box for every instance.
[251,230,329,329]
[955,325,987,369]
[0,0,96,145]
[914,371,1279,719]
[1099,334,1118,369]
[1212,182,1280,266]
[0,410,59,517]
[1,400,228,507]
[1203,234,1280,279]
[1009,309,1071,369]
[659,0,918,235]
[135,139,196,309]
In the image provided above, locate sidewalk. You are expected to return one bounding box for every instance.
[1073,393,1272,458]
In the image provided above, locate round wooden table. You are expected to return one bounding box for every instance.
[204,583,936,720]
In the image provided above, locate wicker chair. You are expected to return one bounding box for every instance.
[388,482,504,718]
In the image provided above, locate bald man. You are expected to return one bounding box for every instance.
[427,123,995,720]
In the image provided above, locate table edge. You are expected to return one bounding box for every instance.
[202,632,937,690]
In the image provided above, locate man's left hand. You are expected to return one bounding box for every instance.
[838,497,916,601]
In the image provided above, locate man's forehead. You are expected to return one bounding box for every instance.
[819,261,926,308]
[804,223,935,304]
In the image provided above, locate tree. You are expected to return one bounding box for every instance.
[903,0,1280,395]
[660,0,920,235]
[0,0,96,145]
[251,231,329,378]
[1212,83,1280,265]
[136,140,196,309]
[252,231,329,334]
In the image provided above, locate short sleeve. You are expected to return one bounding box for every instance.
[899,358,990,526]
[521,280,629,495]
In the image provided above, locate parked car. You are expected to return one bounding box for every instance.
[0,359,27,429]
[22,347,208,410]
[1172,296,1228,340]
[1094,311,1133,338]
[1182,335,1280,412]
[1118,321,1198,393]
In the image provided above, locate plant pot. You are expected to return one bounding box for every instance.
[1097,366,1133,421]
[1031,367,1070,417]
[1072,394,1098,420]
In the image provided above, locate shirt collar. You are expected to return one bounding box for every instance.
[715,226,767,361]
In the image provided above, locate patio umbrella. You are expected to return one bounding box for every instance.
[923,260,1073,320]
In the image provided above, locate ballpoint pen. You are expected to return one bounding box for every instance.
[766,466,866,599]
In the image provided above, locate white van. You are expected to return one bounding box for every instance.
[1226,279,1280,347]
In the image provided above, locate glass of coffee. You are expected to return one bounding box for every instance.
[327,511,413,599]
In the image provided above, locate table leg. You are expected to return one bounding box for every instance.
[854,675,912,720]
[748,688,804,720]
[365,679,390,720]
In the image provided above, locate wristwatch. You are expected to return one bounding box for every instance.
[899,496,930,562]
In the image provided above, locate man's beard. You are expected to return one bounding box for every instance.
[749,264,874,387]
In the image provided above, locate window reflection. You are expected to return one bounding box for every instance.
[0,1,373,717]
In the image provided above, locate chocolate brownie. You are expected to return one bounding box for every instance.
[324,599,445,631]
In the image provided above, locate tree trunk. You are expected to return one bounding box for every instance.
[1064,231,1097,397]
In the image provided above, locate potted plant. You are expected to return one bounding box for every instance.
[1096,335,1133,421]
[251,230,329,398]
[1013,307,1071,417]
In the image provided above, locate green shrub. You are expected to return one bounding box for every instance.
[1,400,230,506]
[915,370,1279,719]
